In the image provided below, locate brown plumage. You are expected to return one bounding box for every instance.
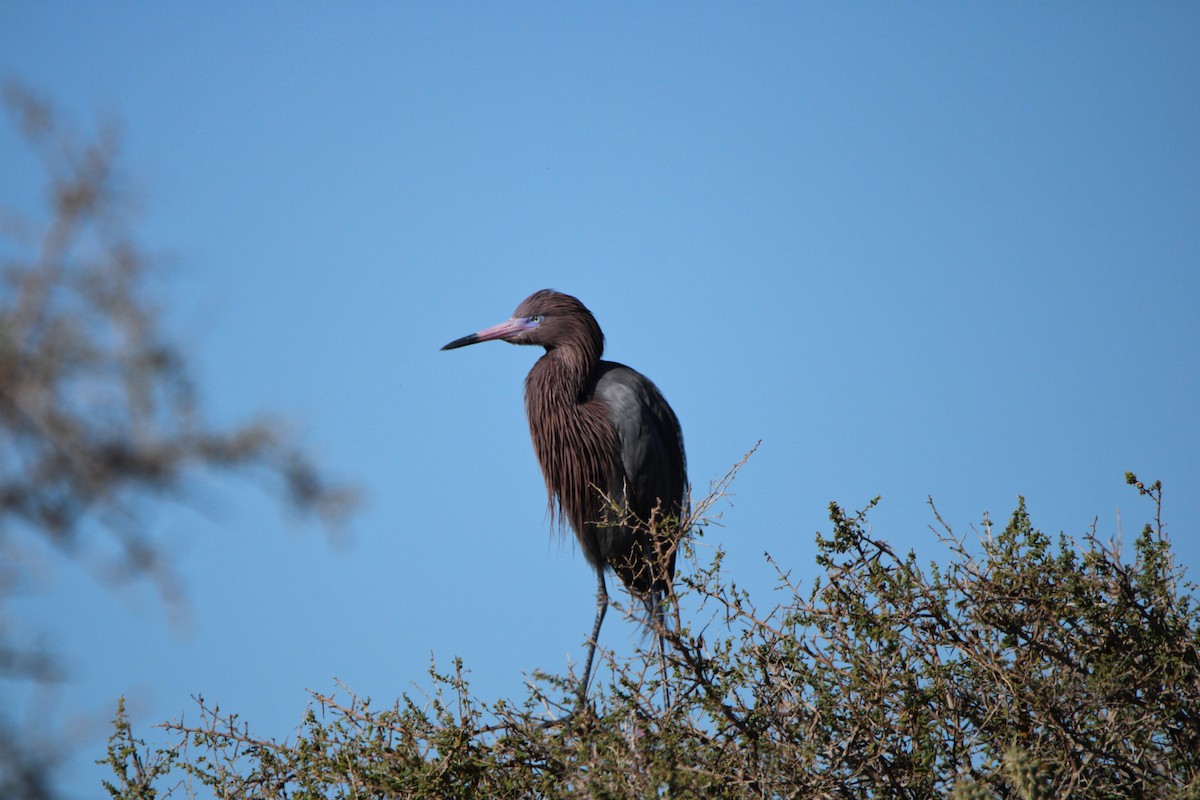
[442,289,687,702]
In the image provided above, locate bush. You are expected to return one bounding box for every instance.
[101,468,1199,799]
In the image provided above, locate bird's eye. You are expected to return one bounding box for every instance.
[529,315,543,325]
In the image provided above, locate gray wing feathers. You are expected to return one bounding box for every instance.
[592,362,686,525]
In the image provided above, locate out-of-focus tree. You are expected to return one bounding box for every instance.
[0,81,358,800]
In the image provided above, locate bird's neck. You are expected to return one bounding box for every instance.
[524,346,615,535]
[528,345,596,405]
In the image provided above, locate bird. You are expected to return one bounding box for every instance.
[441,289,687,703]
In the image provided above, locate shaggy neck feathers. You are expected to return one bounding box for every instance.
[524,324,616,559]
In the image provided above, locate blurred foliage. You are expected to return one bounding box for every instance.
[1,83,358,799]
[101,469,1199,799]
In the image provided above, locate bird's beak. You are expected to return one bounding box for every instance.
[441,318,532,351]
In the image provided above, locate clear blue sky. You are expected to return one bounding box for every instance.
[3,4,1198,796]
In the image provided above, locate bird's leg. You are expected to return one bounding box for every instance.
[541,572,608,728]
[577,570,608,706]
[643,590,672,708]
[656,610,672,708]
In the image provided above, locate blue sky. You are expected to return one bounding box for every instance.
[3,4,1198,796]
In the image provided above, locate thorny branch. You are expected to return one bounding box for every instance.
[96,460,1200,800]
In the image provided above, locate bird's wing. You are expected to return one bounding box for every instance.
[592,362,687,526]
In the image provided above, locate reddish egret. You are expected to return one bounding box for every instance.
[442,289,687,702]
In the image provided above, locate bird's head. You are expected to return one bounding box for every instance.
[441,290,604,358]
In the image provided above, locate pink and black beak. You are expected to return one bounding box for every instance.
[441,317,537,351]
